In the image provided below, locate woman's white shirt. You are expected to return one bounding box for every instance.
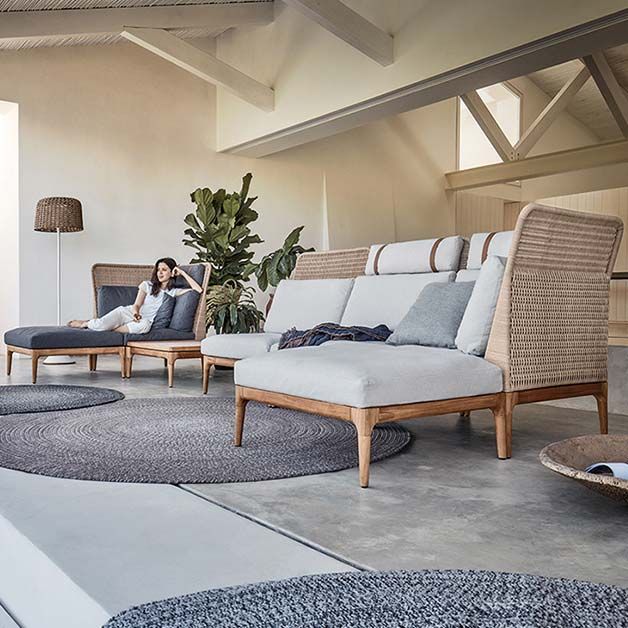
[138,280,187,321]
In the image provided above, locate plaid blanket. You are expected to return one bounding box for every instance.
[278,322,392,350]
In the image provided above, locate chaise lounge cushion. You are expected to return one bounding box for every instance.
[235,341,503,408]
[124,328,195,343]
[340,272,455,330]
[4,326,123,349]
[201,332,282,359]
[97,285,137,316]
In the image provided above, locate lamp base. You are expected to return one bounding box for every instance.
[43,355,76,365]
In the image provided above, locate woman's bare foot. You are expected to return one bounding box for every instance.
[67,320,88,329]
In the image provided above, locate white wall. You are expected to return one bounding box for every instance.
[0,101,19,348]
[0,42,456,332]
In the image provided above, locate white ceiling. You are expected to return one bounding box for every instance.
[0,0,267,10]
[528,43,628,141]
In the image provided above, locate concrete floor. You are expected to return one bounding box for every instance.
[1,353,628,621]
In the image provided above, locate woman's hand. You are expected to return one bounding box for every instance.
[131,304,142,321]
[172,267,181,277]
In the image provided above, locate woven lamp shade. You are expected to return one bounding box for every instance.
[34,197,83,233]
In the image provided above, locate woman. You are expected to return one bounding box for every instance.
[68,258,203,334]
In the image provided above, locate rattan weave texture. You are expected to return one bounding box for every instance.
[485,204,623,392]
[34,197,83,232]
[293,248,369,280]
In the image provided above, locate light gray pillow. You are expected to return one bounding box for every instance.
[455,255,506,356]
[386,281,475,348]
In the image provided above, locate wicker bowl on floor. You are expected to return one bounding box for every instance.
[540,435,628,504]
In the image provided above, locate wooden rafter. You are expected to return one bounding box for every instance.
[460,91,513,162]
[121,28,274,112]
[514,65,590,158]
[445,139,628,191]
[282,0,393,66]
[583,52,628,138]
[0,3,273,43]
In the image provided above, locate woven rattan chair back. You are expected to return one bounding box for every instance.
[292,247,369,280]
[485,203,623,392]
[91,263,211,340]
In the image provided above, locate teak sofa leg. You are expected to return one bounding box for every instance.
[6,349,13,376]
[88,354,97,371]
[492,393,513,459]
[234,387,248,446]
[31,354,39,384]
[594,382,609,435]
[202,357,212,394]
[351,408,379,488]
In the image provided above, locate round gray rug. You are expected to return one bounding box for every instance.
[0,397,410,483]
[103,570,628,627]
[0,384,124,416]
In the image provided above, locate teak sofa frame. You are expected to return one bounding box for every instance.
[6,263,210,383]
[234,204,623,487]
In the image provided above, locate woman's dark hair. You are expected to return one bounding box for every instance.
[151,257,177,295]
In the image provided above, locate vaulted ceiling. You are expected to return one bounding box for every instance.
[528,43,628,141]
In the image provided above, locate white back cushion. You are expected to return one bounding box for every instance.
[467,231,514,269]
[456,256,506,356]
[365,236,463,275]
[264,278,354,333]
[340,272,455,330]
[455,269,480,282]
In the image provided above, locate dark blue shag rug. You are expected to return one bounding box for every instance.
[0,384,124,415]
[103,570,628,627]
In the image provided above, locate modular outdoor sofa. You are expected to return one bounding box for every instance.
[5,263,210,383]
[222,204,622,487]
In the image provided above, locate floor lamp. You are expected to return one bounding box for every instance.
[34,197,84,365]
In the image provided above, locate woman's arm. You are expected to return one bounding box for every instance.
[174,267,203,294]
[133,286,148,320]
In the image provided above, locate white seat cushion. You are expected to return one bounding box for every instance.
[235,341,503,408]
[455,269,480,282]
[201,332,281,359]
[340,272,454,330]
[264,278,354,333]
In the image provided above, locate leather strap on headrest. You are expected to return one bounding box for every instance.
[429,237,445,272]
[481,232,497,264]
[373,244,388,275]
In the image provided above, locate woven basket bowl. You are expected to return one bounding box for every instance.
[540,435,628,504]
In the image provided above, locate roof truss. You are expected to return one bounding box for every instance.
[121,27,274,111]
[0,2,273,45]
[281,0,393,66]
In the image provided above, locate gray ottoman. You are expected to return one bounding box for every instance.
[5,326,125,383]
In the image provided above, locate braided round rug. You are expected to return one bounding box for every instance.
[0,397,410,482]
[0,384,124,416]
[104,570,628,628]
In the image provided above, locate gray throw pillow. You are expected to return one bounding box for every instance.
[97,286,137,316]
[151,293,175,330]
[386,281,475,348]
[169,290,200,332]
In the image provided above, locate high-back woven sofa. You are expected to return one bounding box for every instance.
[231,204,623,487]
[5,262,210,382]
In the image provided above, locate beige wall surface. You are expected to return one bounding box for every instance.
[0,101,19,348]
[216,0,628,150]
[0,42,456,333]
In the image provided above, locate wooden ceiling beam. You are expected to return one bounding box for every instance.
[282,0,393,66]
[583,51,628,138]
[121,28,274,112]
[0,2,273,43]
[514,65,590,158]
[445,139,628,190]
[460,91,514,162]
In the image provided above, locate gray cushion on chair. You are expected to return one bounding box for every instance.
[151,293,176,330]
[169,290,200,333]
[97,286,137,316]
[173,264,206,289]
[386,281,475,349]
[4,326,123,349]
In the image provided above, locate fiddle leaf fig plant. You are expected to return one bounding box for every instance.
[183,173,314,334]
[183,173,262,287]
[255,226,314,291]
